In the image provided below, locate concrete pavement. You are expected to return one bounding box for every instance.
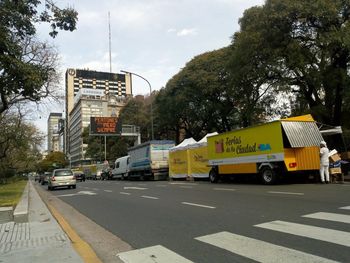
[0,180,84,263]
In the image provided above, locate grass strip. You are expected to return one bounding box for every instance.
[0,177,27,207]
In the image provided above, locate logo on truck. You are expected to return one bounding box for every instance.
[215,136,271,155]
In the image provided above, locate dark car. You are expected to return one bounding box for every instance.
[39,172,51,185]
[73,171,85,182]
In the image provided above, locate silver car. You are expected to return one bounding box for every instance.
[48,169,76,190]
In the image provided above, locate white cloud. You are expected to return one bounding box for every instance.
[176,28,198,37]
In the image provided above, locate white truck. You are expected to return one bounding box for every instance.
[111,156,130,180]
[128,140,175,180]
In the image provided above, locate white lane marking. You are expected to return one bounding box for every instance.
[78,191,97,195]
[124,187,148,190]
[255,221,350,247]
[120,192,131,195]
[213,188,236,192]
[117,245,193,263]
[268,191,304,196]
[340,206,350,210]
[195,231,336,263]
[180,186,193,189]
[92,188,100,190]
[303,212,350,224]
[56,193,76,197]
[182,202,215,209]
[141,195,159,200]
[56,190,97,197]
[170,182,198,185]
[104,190,113,193]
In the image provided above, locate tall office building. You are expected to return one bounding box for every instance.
[65,69,132,164]
[47,113,63,152]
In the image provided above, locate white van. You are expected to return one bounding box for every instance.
[111,156,130,180]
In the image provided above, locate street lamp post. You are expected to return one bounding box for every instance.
[120,70,154,140]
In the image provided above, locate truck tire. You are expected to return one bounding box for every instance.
[260,167,277,185]
[209,168,219,183]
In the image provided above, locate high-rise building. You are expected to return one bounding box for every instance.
[47,113,63,152]
[65,69,132,164]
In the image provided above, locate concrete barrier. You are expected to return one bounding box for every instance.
[13,181,29,223]
[0,207,13,223]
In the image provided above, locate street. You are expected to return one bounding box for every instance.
[40,180,350,262]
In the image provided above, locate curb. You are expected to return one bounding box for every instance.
[34,183,103,263]
[13,180,29,223]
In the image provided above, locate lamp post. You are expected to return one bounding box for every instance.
[120,70,154,140]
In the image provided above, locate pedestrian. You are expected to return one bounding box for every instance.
[319,141,330,183]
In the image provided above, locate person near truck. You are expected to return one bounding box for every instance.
[319,141,330,183]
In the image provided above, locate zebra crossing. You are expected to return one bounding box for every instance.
[117,205,350,262]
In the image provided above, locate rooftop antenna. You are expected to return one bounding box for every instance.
[108,11,112,73]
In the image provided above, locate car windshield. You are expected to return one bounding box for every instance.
[55,170,73,177]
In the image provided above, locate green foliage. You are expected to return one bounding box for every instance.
[155,47,240,142]
[38,151,67,172]
[0,0,78,114]
[231,0,350,127]
[0,110,43,180]
[83,127,132,163]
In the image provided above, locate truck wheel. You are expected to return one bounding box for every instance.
[260,167,277,185]
[209,168,219,183]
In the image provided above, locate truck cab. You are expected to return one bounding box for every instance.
[111,156,130,180]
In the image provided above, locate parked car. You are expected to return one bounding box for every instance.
[34,173,40,182]
[40,172,51,185]
[48,169,76,190]
[73,171,85,182]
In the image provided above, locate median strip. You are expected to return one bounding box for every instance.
[181,202,216,209]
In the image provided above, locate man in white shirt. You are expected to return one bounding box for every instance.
[319,141,330,183]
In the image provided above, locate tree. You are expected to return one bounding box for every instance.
[0,0,78,114]
[38,151,67,172]
[232,0,350,127]
[154,47,240,142]
[0,109,44,182]
[119,95,154,141]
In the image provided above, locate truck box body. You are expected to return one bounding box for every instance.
[128,140,175,180]
[207,115,324,184]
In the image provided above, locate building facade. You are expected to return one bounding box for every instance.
[47,113,63,152]
[65,69,132,165]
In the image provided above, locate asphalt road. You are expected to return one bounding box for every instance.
[40,180,350,262]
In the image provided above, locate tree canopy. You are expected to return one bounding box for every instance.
[231,0,350,127]
[0,0,78,114]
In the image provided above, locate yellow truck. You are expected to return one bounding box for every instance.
[207,115,324,184]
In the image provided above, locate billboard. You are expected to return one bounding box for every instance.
[90,117,121,135]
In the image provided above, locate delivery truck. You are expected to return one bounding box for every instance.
[128,140,175,180]
[207,115,324,184]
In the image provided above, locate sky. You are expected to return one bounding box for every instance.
[33,0,264,147]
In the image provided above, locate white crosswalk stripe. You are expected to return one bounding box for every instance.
[255,220,350,247]
[195,231,337,263]
[117,206,350,262]
[117,245,193,263]
[303,212,350,224]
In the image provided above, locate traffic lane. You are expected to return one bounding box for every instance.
[52,179,350,223]
[50,182,350,262]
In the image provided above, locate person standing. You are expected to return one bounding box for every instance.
[319,141,330,183]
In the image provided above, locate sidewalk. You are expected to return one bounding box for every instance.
[0,180,84,263]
